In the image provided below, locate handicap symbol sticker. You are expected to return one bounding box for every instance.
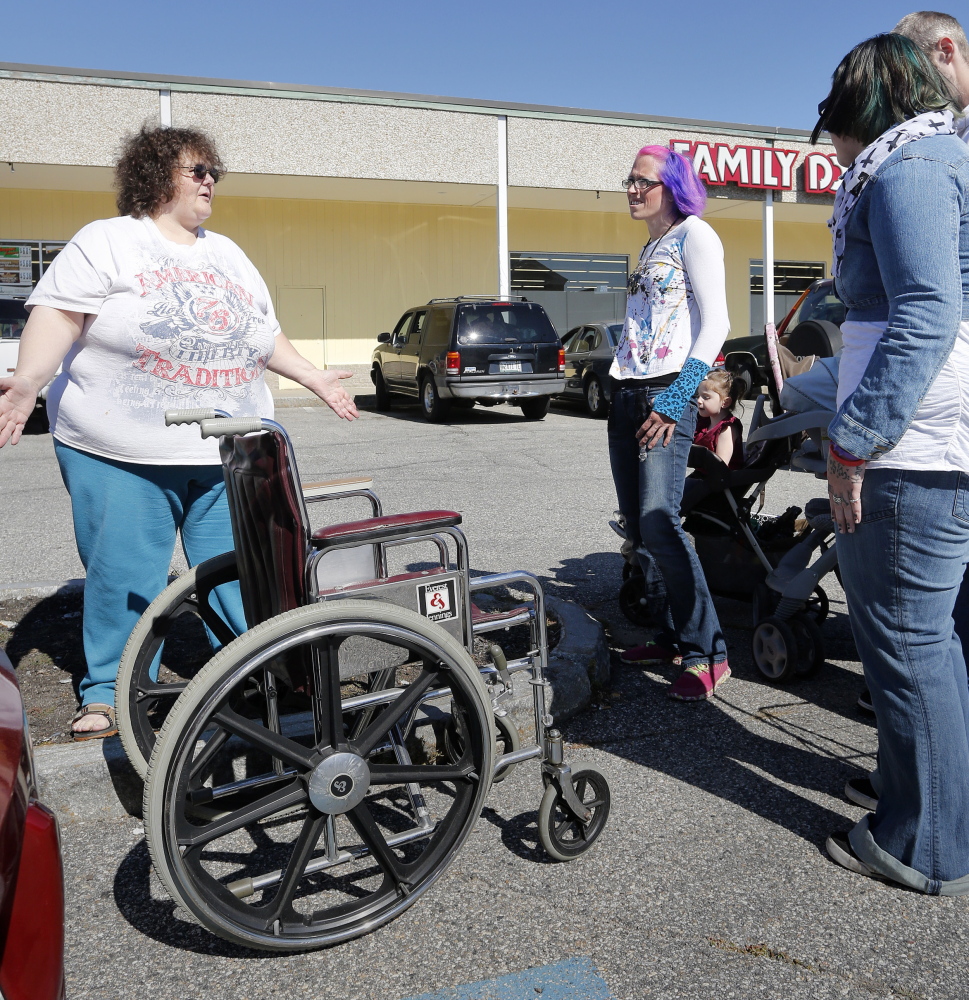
[417,580,457,622]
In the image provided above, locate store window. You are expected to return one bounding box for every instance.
[0,241,67,338]
[510,252,628,292]
[1,241,66,296]
[510,251,629,335]
[749,259,825,334]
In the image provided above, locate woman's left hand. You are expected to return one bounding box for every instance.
[304,369,359,421]
[827,448,865,533]
[636,409,676,449]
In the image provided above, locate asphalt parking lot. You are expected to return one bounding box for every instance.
[2,398,968,1000]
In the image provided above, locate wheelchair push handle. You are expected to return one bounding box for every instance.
[199,417,265,439]
[165,408,218,426]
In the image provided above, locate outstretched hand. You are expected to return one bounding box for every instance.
[0,376,40,447]
[305,369,359,421]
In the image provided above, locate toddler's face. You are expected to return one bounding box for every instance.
[697,382,728,418]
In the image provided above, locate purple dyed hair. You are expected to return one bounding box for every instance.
[635,145,707,217]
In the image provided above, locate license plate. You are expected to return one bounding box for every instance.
[499,361,522,373]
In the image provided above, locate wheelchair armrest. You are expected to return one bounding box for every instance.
[302,476,374,500]
[311,510,462,549]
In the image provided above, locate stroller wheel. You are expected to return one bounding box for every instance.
[751,617,798,683]
[806,586,829,625]
[788,613,825,676]
[618,577,664,629]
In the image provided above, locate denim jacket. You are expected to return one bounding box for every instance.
[829,133,969,461]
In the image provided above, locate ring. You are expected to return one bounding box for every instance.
[831,496,844,505]
[850,499,861,504]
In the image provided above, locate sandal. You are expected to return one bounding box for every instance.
[71,703,118,742]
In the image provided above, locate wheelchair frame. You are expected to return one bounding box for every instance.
[118,408,610,951]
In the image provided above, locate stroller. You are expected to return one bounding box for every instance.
[614,349,841,683]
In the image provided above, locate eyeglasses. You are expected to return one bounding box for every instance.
[622,176,663,192]
[181,163,221,184]
[817,97,830,117]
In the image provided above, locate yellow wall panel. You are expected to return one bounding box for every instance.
[0,188,832,364]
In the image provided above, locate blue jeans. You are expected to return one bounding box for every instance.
[607,382,726,668]
[54,440,245,708]
[838,468,969,894]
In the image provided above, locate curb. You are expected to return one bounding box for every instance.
[32,595,609,825]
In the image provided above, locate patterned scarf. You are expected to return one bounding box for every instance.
[829,110,954,277]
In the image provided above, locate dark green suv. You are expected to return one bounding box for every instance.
[370,297,565,422]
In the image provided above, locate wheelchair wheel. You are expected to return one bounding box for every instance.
[443,709,520,784]
[144,599,494,951]
[118,551,242,779]
[538,763,611,861]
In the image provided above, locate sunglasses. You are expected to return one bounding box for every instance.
[622,177,664,192]
[817,97,830,117]
[182,163,222,183]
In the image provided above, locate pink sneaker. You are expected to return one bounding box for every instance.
[669,660,731,701]
[620,643,682,666]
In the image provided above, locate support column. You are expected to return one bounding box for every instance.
[497,115,510,298]
[159,90,172,127]
[762,187,775,329]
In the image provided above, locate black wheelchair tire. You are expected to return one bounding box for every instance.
[144,599,495,951]
[117,551,241,779]
[538,763,611,861]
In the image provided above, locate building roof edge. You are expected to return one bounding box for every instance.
[0,61,827,143]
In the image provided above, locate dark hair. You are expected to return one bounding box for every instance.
[811,33,960,145]
[115,124,225,218]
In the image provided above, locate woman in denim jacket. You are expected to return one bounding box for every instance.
[815,33,969,895]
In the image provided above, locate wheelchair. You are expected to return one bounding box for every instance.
[118,409,611,951]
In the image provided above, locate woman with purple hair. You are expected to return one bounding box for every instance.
[612,145,731,700]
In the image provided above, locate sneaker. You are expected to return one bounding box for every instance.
[668,660,731,701]
[857,687,875,715]
[825,832,889,883]
[620,643,682,666]
[845,776,879,811]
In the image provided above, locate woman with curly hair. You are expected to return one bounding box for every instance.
[611,145,731,701]
[0,124,357,739]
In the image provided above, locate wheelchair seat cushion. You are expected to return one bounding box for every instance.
[312,510,462,549]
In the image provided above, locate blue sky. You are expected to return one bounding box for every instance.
[0,1,942,131]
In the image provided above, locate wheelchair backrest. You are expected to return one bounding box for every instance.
[220,429,311,628]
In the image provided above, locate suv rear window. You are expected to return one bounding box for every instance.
[456,304,558,346]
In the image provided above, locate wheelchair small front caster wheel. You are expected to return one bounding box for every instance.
[538,764,611,861]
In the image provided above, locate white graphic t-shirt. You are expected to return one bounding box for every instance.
[27,216,279,464]
[610,214,729,379]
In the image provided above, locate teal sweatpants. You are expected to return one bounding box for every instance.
[53,439,245,708]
